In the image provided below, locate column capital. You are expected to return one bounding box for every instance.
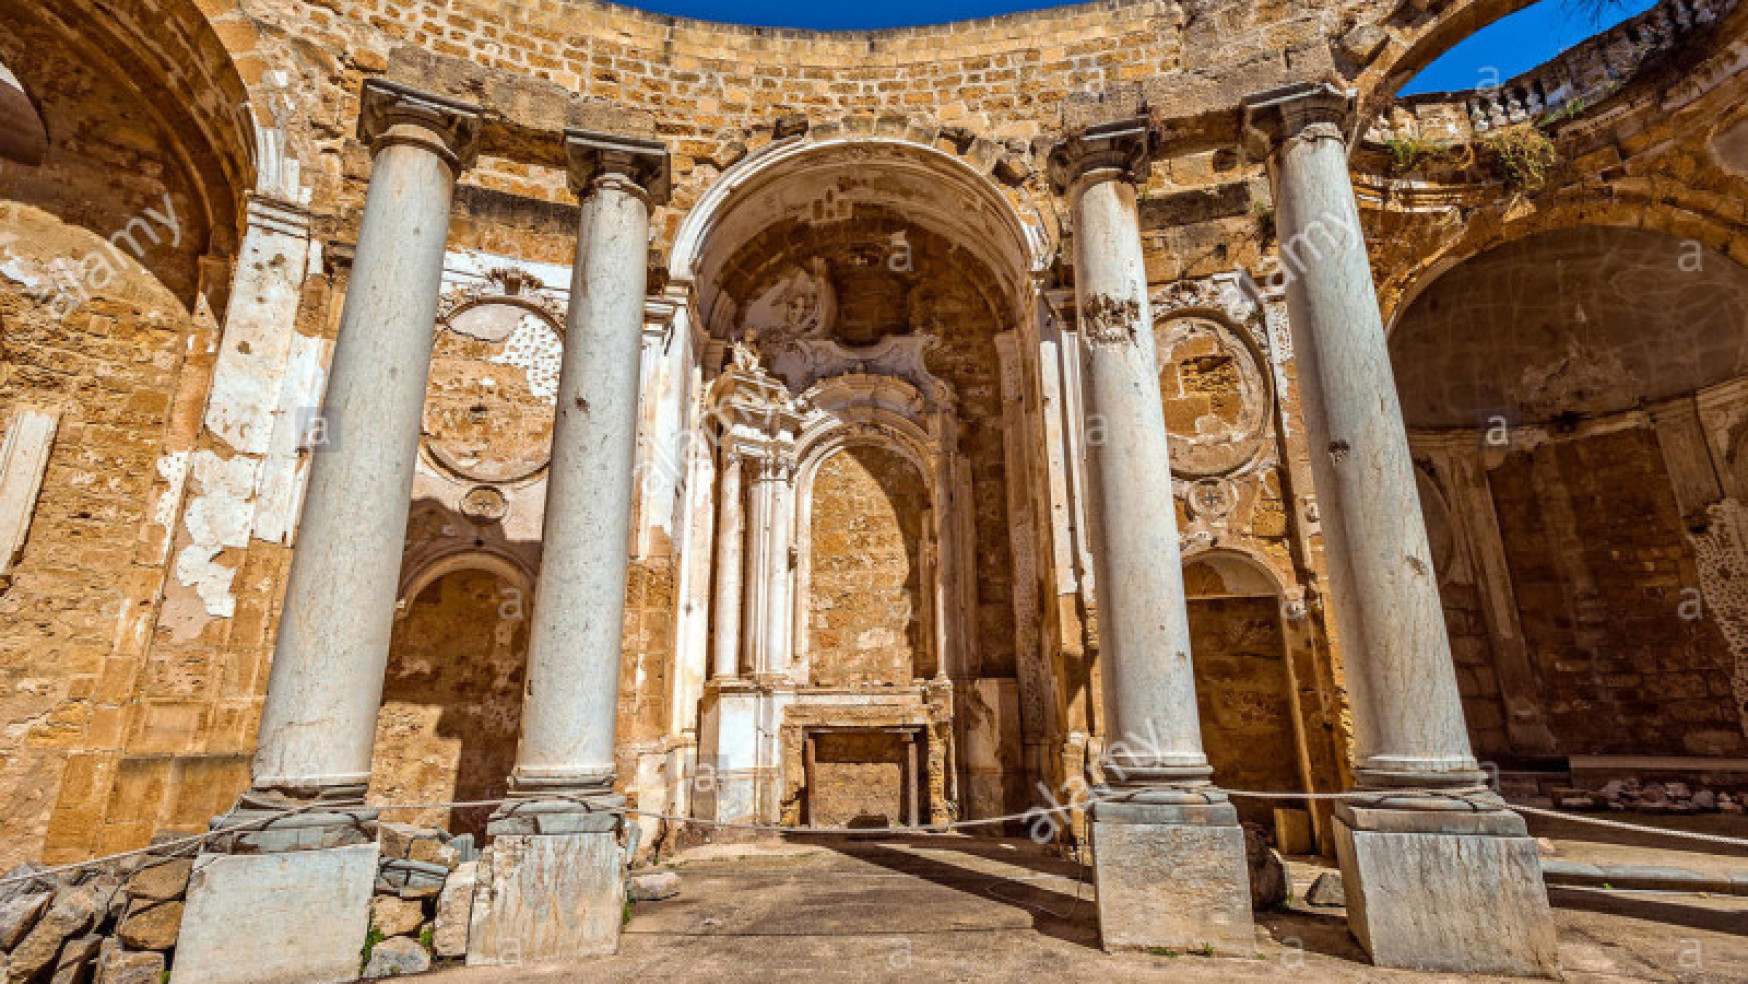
[1242,81,1355,151]
[358,79,482,172]
[564,129,672,208]
[1047,116,1155,195]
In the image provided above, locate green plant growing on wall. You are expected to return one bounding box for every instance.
[1383,136,1457,176]
[1482,126,1559,190]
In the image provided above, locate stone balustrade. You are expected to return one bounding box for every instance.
[1373,0,1739,143]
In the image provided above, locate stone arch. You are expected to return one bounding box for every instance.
[373,556,533,839]
[791,376,957,684]
[0,0,259,303]
[1394,224,1748,762]
[1378,199,1748,336]
[0,59,46,166]
[671,134,1049,339]
[1351,0,1543,124]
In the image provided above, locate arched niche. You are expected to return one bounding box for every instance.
[790,372,966,684]
[1182,549,1312,835]
[372,558,532,839]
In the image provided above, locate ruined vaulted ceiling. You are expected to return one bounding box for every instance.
[1390,226,1748,429]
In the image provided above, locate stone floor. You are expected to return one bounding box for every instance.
[425,817,1748,984]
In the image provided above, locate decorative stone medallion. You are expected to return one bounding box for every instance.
[460,485,510,523]
[423,298,561,484]
[1156,314,1272,478]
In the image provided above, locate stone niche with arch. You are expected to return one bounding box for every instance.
[683,134,1047,830]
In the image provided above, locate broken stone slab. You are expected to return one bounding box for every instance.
[363,936,430,978]
[467,831,627,966]
[377,859,449,899]
[409,838,461,870]
[174,844,378,984]
[369,895,426,938]
[49,935,101,984]
[628,871,680,902]
[116,898,183,951]
[1241,827,1287,909]
[0,890,52,949]
[7,882,112,984]
[50,934,102,984]
[124,858,193,902]
[432,862,478,959]
[1304,870,1345,907]
[93,946,162,984]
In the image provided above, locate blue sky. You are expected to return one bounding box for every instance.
[625,0,1658,95]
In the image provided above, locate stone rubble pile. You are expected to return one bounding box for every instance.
[1551,779,1747,814]
[363,823,480,979]
[3,819,685,983]
[0,834,194,984]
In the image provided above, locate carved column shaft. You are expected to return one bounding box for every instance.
[1247,83,1482,790]
[1051,120,1212,788]
[251,81,479,801]
[511,131,670,799]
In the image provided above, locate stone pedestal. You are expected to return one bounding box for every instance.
[1333,801,1559,977]
[1090,797,1255,954]
[694,681,761,824]
[174,844,379,984]
[467,806,627,966]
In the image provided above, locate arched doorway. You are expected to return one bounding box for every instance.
[676,136,1046,828]
[370,563,530,839]
[1182,554,1310,840]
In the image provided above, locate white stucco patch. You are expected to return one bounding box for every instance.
[153,450,190,532]
[174,451,262,618]
[487,314,562,403]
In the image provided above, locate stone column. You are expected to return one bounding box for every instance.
[251,80,480,805]
[712,452,745,680]
[1244,82,1557,977]
[179,81,480,984]
[469,131,670,968]
[505,131,671,803]
[1047,118,1253,955]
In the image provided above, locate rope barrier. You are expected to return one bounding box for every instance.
[5,787,1746,890]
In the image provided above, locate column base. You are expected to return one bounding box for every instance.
[1090,789,1256,954]
[1333,799,1560,978]
[467,806,628,967]
[175,844,379,984]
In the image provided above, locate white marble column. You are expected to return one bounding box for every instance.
[1245,84,1483,791]
[1049,119,1253,956]
[712,452,745,679]
[250,80,480,803]
[1049,119,1211,790]
[1246,83,1557,978]
[510,131,671,801]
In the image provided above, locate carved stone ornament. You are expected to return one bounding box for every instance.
[460,485,510,523]
[358,79,482,171]
[564,128,672,205]
[1080,293,1142,347]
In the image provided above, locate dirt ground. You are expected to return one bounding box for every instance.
[425,816,1748,984]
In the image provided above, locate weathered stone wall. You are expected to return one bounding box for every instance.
[1488,427,1745,757]
[807,445,930,687]
[0,6,241,867]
